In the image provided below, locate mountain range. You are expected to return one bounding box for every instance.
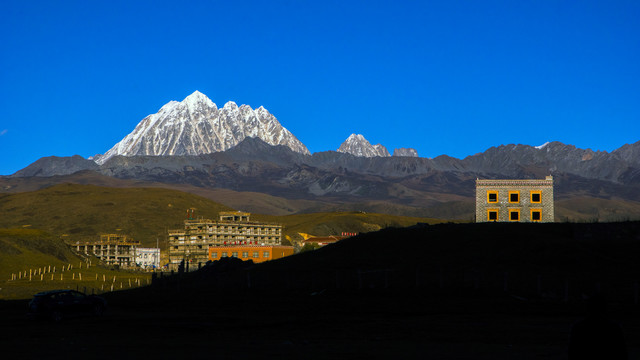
[4,91,640,221]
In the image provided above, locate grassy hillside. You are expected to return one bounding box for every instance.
[253,211,452,241]
[0,228,150,299]
[0,184,450,247]
[0,184,233,246]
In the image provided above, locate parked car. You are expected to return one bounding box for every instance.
[27,290,107,322]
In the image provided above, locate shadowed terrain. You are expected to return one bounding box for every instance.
[2,221,639,359]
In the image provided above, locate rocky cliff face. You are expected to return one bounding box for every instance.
[94,91,309,165]
[11,155,99,177]
[393,148,418,157]
[337,134,390,157]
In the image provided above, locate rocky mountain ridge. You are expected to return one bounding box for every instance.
[7,137,640,220]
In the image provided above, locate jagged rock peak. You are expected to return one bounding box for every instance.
[393,148,418,157]
[337,134,390,157]
[94,91,310,164]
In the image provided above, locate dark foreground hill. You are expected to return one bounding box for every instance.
[2,221,639,359]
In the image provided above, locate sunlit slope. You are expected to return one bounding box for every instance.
[253,212,452,241]
[0,184,452,246]
[0,184,233,245]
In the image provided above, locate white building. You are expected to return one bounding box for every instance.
[136,248,160,269]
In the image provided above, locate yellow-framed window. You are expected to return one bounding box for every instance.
[509,209,520,221]
[508,191,520,203]
[530,209,542,222]
[487,209,499,222]
[530,191,542,203]
[487,191,499,203]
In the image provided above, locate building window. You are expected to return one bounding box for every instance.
[253,251,259,258]
[242,252,248,258]
[509,191,520,203]
[487,209,499,222]
[263,251,270,258]
[530,191,542,203]
[487,191,498,203]
[211,252,218,258]
[221,252,228,258]
[509,209,520,221]
[232,252,238,258]
[531,209,542,222]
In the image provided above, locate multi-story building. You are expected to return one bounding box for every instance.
[168,211,283,270]
[475,176,554,223]
[69,234,139,268]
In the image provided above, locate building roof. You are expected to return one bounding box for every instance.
[302,235,348,244]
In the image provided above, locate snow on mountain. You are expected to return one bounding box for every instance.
[535,142,550,150]
[392,148,418,157]
[337,134,390,157]
[94,91,309,165]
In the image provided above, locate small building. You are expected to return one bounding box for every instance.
[135,248,160,269]
[302,235,350,247]
[168,210,283,271]
[69,234,139,268]
[208,245,294,264]
[475,176,554,223]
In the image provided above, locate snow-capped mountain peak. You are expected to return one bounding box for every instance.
[337,133,390,157]
[94,91,309,165]
[535,142,550,150]
[183,90,215,111]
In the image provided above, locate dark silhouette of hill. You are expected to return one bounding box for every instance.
[3,221,640,359]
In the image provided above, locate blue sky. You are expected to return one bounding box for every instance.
[1,0,639,175]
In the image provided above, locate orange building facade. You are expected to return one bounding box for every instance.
[208,245,294,263]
